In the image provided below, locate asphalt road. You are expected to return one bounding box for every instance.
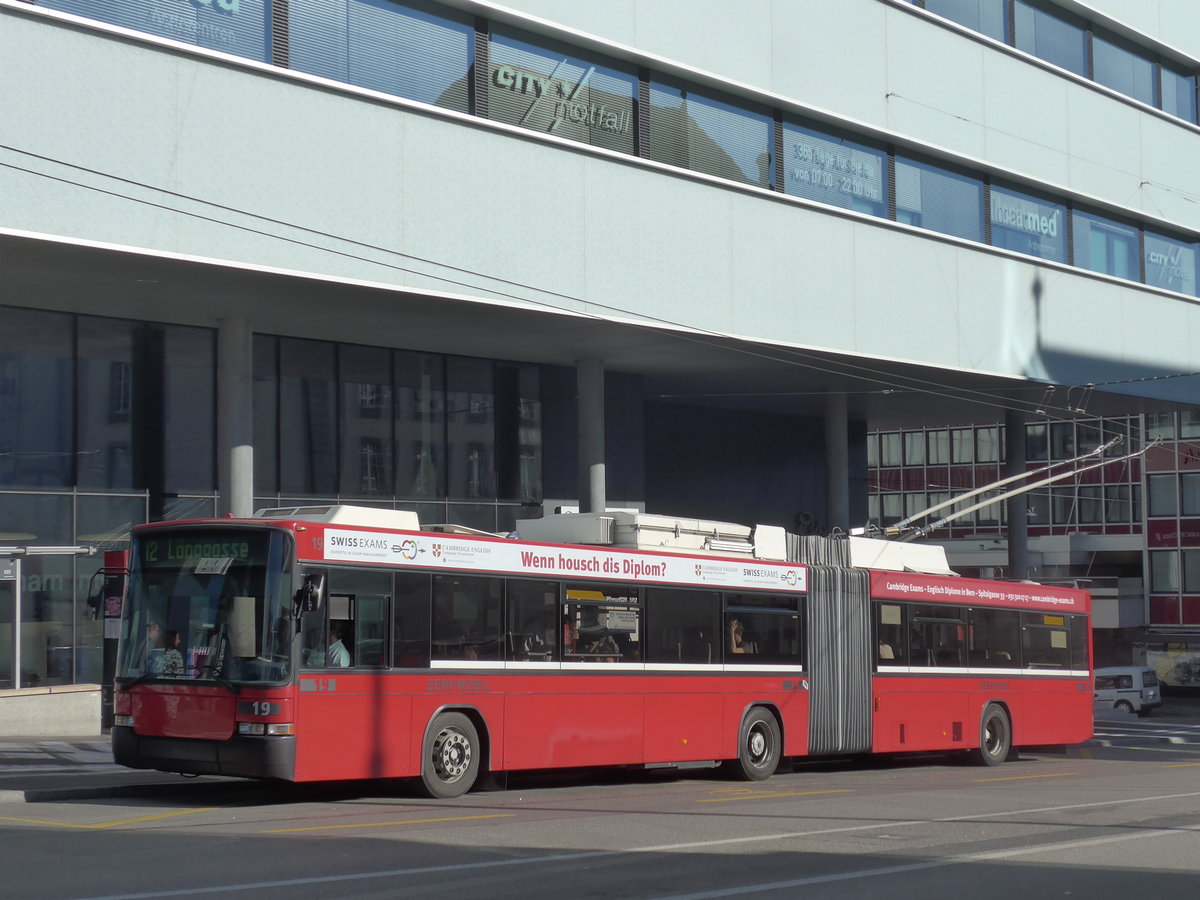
[1,706,1198,900]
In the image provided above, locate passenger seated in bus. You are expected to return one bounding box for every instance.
[878,642,895,661]
[326,623,350,667]
[728,618,754,654]
[516,616,552,660]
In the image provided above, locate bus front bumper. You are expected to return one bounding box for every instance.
[111,726,296,780]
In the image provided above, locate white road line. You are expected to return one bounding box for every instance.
[63,788,1200,900]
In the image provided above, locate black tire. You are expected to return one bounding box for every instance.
[1136,707,1152,718]
[728,707,781,781]
[1115,700,1134,714]
[971,703,1011,768]
[420,712,480,799]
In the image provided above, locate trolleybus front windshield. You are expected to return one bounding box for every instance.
[117,529,293,685]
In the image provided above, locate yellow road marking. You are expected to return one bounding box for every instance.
[1162,762,1200,768]
[265,812,513,833]
[699,789,852,803]
[0,807,219,830]
[975,772,1077,783]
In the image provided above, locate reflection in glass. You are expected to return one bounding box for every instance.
[340,345,393,498]
[1092,35,1154,106]
[1144,232,1198,296]
[0,308,73,488]
[1073,210,1138,280]
[77,318,134,491]
[38,0,271,63]
[489,31,637,154]
[782,122,887,216]
[990,185,1067,262]
[289,0,473,112]
[1014,0,1087,77]
[650,82,773,187]
[279,338,337,496]
[895,157,983,241]
[924,0,1006,41]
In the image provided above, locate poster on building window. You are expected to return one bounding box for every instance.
[1145,647,1200,686]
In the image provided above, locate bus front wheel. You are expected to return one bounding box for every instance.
[727,707,781,781]
[971,703,1011,767]
[420,712,480,799]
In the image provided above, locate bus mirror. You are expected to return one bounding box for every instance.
[294,574,326,618]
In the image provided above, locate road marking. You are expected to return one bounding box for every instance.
[1162,762,1200,768]
[650,823,1200,899]
[974,772,1077,783]
[265,812,512,833]
[62,789,1200,900]
[0,807,218,830]
[699,789,852,803]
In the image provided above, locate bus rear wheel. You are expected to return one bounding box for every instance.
[420,712,480,799]
[971,703,1011,767]
[727,707,781,781]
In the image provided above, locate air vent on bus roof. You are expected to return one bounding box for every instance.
[253,505,420,530]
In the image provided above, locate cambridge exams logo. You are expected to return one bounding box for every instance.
[392,539,420,561]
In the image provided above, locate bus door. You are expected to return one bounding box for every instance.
[805,566,872,755]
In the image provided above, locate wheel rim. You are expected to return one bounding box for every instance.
[984,718,1002,756]
[747,723,770,766]
[432,727,471,782]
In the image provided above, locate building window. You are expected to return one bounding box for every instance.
[1013,0,1087,78]
[1144,232,1198,296]
[990,185,1067,262]
[1104,485,1135,523]
[288,0,473,112]
[1050,422,1075,459]
[1073,210,1139,280]
[976,426,1001,463]
[951,428,974,464]
[781,121,887,217]
[923,0,1006,41]
[1182,410,1200,440]
[928,430,950,465]
[879,433,902,467]
[1161,64,1198,121]
[1182,472,1200,517]
[1148,474,1178,517]
[1026,423,1048,461]
[1185,550,1200,594]
[904,432,925,465]
[895,156,984,241]
[650,81,774,187]
[38,0,272,64]
[1092,34,1155,106]
[489,29,637,154]
[1146,412,1176,441]
[1151,550,1180,593]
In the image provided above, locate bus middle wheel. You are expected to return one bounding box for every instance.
[420,712,481,799]
[728,707,781,782]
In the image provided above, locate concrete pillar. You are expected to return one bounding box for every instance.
[825,392,850,534]
[217,317,254,518]
[576,358,606,514]
[1005,408,1030,580]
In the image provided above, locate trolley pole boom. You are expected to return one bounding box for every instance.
[897,437,1159,541]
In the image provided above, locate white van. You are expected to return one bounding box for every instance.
[1094,666,1162,716]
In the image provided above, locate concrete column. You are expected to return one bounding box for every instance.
[217,317,254,518]
[1005,408,1030,580]
[825,392,850,534]
[576,358,606,514]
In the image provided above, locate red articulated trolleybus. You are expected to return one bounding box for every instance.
[112,506,1093,797]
